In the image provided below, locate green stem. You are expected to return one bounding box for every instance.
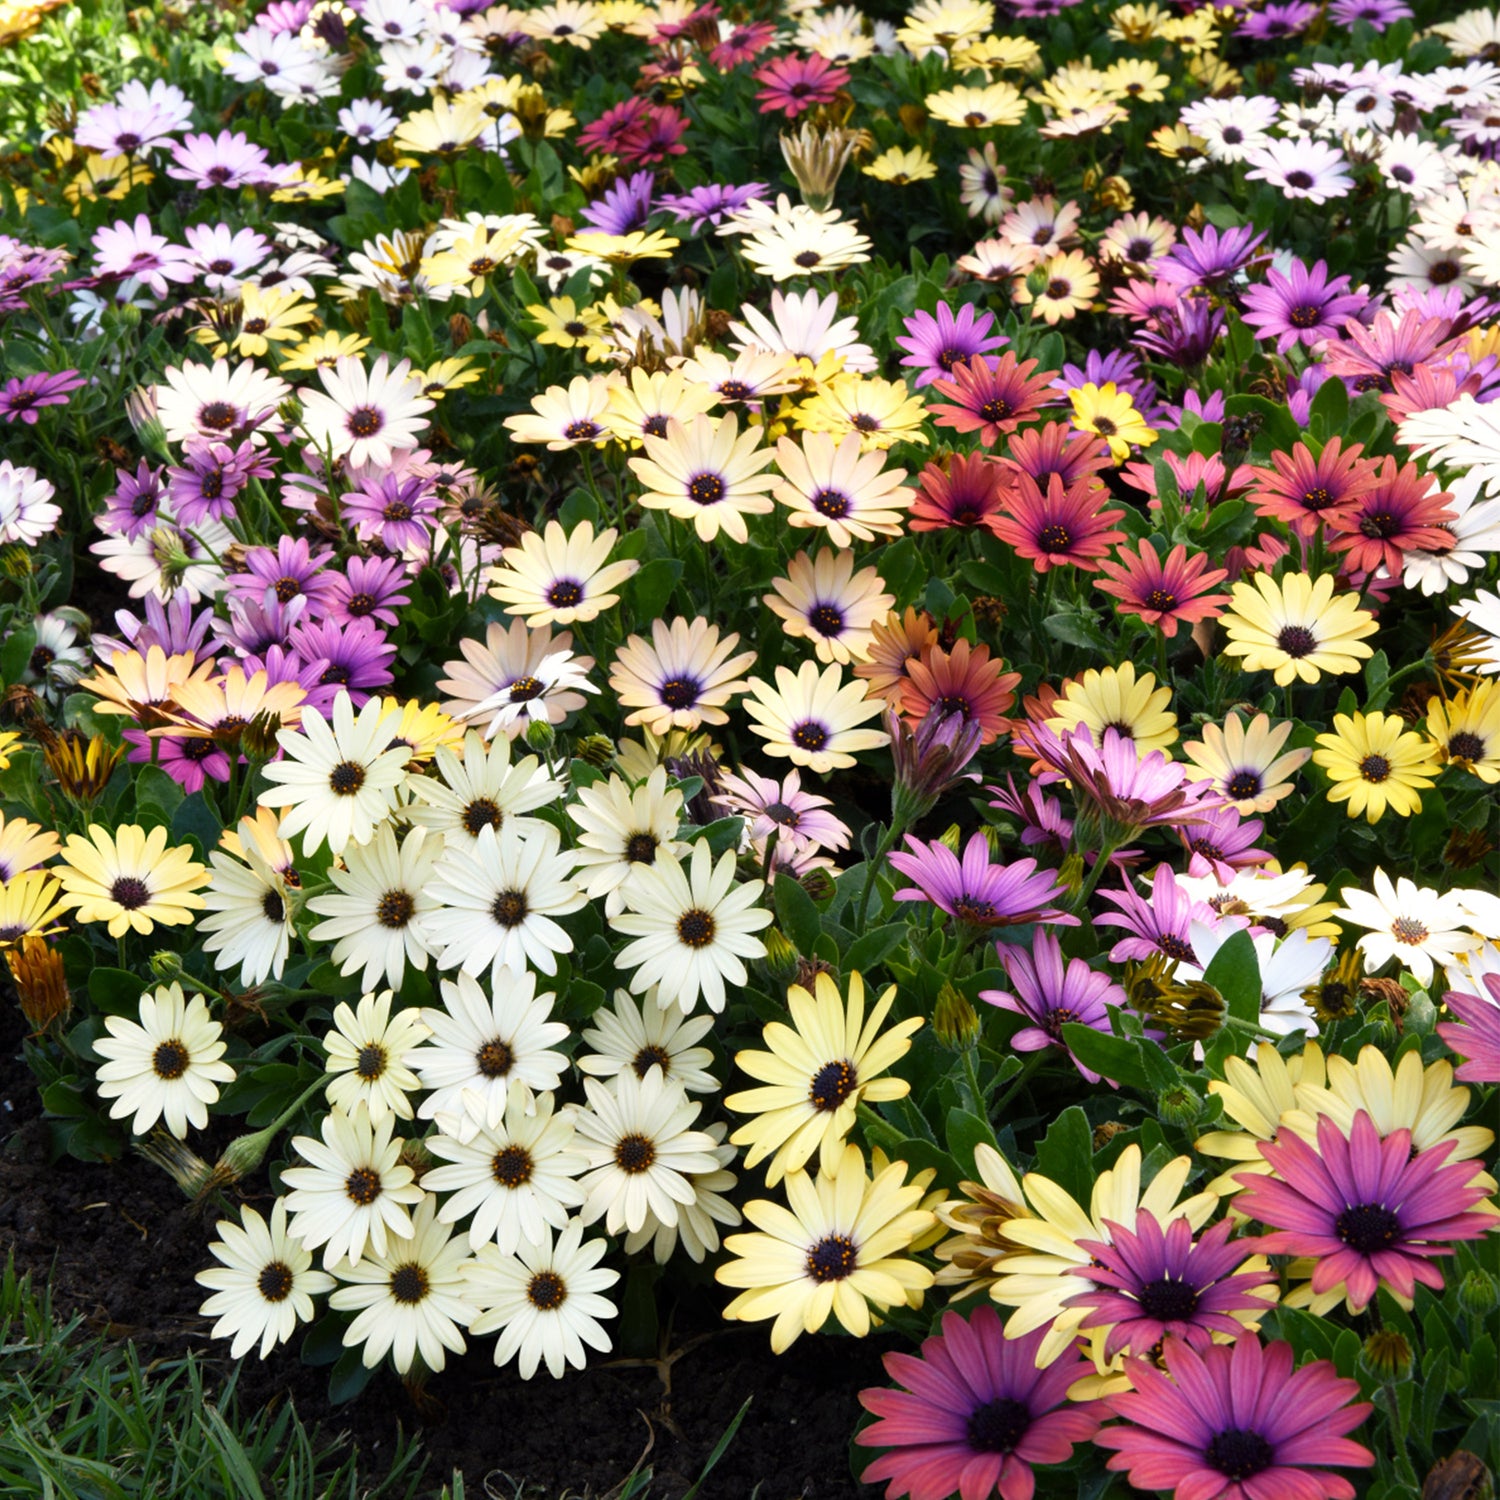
[1376,1386,1420,1491]
[854,818,906,930]
[991,1050,1045,1118]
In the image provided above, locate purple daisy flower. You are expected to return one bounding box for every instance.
[1329,0,1411,27]
[711,766,849,854]
[167,438,275,525]
[1238,0,1319,37]
[343,473,439,551]
[896,302,1008,388]
[1235,1111,1496,1313]
[986,775,1073,856]
[1097,1335,1373,1500]
[101,460,167,540]
[1098,864,1218,964]
[93,593,215,663]
[166,130,274,190]
[214,590,307,660]
[1180,803,1270,883]
[1159,225,1267,292]
[888,832,1077,930]
[228,536,339,614]
[1438,978,1500,1083]
[123,726,230,793]
[579,171,656,235]
[0,370,87,424]
[324,555,412,629]
[981,928,1124,1083]
[1064,1212,1274,1361]
[657,181,769,232]
[288,617,395,706]
[1131,294,1226,365]
[248,643,337,713]
[888,707,983,826]
[1053,350,1162,425]
[857,1305,1104,1500]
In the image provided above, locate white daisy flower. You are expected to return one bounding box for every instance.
[198,829,299,987]
[1180,926,1329,1041]
[1403,472,1500,596]
[299,353,434,468]
[0,463,61,546]
[567,767,689,917]
[90,516,232,604]
[322,988,430,1125]
[622,1121,741,1265]
[404,728,562,851]
[577,987,718,1095]
[1445,940,1500,1002]
[437,619,596,742]
[572,1067,721,1236]
[425,821,584,984]
[406,969,570,1142]
[307,823,442,990]
[614,839,773,1014]
[196,1198,334,1359]
[463,1219,619,1379]
[463,646,599,740]
[422,1084,587,1252]
[151,358,289,445]
[1334,870,1481,988]
[258,692,410,856]
[24,612,89,700]
[329,1195,476,1373]
[93,983,236,1139]
[280,1102,424,1268]
[727,288,877,372]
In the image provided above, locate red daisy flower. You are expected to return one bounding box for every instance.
[991,471,1126,573]
[1095,540,1232,637]
[901,638,1020,745]
[1001,420,1113,489]
[853,607,939,704]
[1247,437,1382,538]
[909,452,1013,535]
[928,353,1056,446]
[1325,455,1455,578]
[752,54,850,117]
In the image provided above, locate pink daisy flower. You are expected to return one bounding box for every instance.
[1095,540,1231,638]
[1438,978,1500,1083]
[752,54,850,117]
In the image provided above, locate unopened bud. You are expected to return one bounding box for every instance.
[449,312,473,346]
[136,1131,217,1198]
[1024,265,1051,299]
[934,982,981,1052]
[525,718,556,752]
[800,867,834,903]
[149,950,184,982]
[1360,1328,1413,1382]
[243,709,283,762]
[574,733,615,769]
[1157,1085,1201,1128]
[5,937,71,1031]
[1459,1268,1498,1318]
[762,926,799,980]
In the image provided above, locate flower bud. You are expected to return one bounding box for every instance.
[149,950,184,982]
[1360,1328,1413,1383]
[934,982,981,1052]
[136,1132,218,1198]
[1157,1085,1201,1128]
[761,926,799,981]
[525,718,556,752]
[573,733,615,769]
[1459,1269,1498,1319]
[5,937,71,1032]
[800,867,834,903]
[243,709,283,763]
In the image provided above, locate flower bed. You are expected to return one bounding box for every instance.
[2,0,1500,1495]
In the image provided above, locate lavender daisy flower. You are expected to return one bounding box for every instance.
[123,727,230,793]
[1330,0,1411,27]
[1098,864,1218,964]
[93,593,215,663]
[888,707,983,827]
[579,171,656,235]
[228,537,339,614]
[166,130,274,190]
[1179,804,1270,883]
[1243,261,1368,354]
[1098,1336,1373,1500]
[1438,979,1500,1083]
[712,766,850,854]
[92,214,195,298]
[343,473,439,552]
[287,618,395,706]
[101,461,167,541]
[888,832,1077,930]
[1131,294,1226,365]
[1159,225,1266,292]
[250,643,336,712]
[167,438,274,525]
[896,302,1008,388]
[214,591,308,660]
[1064,1212,1274,1360]
[1244,140,1354,205]
[1235,1111,1496,1313]
[74,80,191,156]
[982,929,1125,1083]
[0,370,87,424]
[325,556,412,629]
[1238,0,1319,37]
[987,776,1073,856]
[657,182,769,232]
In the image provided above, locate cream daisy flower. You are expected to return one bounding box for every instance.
[614,839,773,1014]
[0,814,58,883]
[739,213,873,281]
[329,1195,477,1373]
[772,431,914,549]
[464,1219,620,1379]
[1194,1040,1325,1195]
[423,1084,588,1252]
[577,987,718,1096]
[437,619,596,742]
[1334,870,1480,988]
[763,550,895,665]
[307,824,442,991]
[602,366,717,446]
[407,970,570,1142]
[572,1067,722,1235]
[608,617,758,735]
[322,988,430,1125]
[624,1120,741,1265]
[196,1199,334,1359]
[1180,712,1311,814]
[716,1144,936,1353]
[258,692,409,857]
[567,766,689,917]
[743,660,889,773]
[629,412,779,544]
[93,983,235,1138]
[55,823,209,938]
[0,871,68,948]
[300,354,433,468]
[485,520,639,627]
[1045,661,1178,755]
[198,819,300,987]
[1219,572,1377,686]
[280,1102,424,1269]
[404,728,562,851]
[503,374,613,450]
[425,821,584,984]
[678,347,803,407]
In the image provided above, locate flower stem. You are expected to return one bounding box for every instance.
[854,819,905,930]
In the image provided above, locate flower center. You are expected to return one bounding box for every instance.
[111,876,151,910]
[1037,523,1072,551]
[718,380,752,401]
[389,1263,429,1304]
[689,472,726,506]
[632,1043,671,1078]
[347,406,384,439]
[376,891,414,927]
[625,832,658,863]
[1226,770,1261,801]
[1335,1202,1402,1254]
[355,1043,387,1081]
[507,676,542,701]
[1448,731,1486,762]
[659,676,701,710]
[1285,170,1314,189]
[808,1059,857,1111]
[564,419,602,441]
[344,1166,382,1205]
[966,1396,1032,1454]
[546,579,584,608]
[1206,1428,1275,1481]
[1157,932,1195,962]
[805,1233,857,1282]
[262,889,286,922]
[329,760,366,795]
[809,603,845,637]
[491,1144,533,1187]
[677,908,716,947]
[1288,303,1323,329]
[614,1132,656,1173]
[979,397,1011,421]
[1360,511,1399,539]
[1390,916,1428,946]
[476,1038,514,1077]
[1358,754,1391,783]
[811,488,850,519]
[792,721,829,751]
[1274,625,1316,658]
[491,889,529,927]
[1137,1277,1200,1322]
[200,400,238,430]
[462,798,503,835]
[257,1261,294,1301]
[1146,588,1178,611]
[952,896,997,924]
[936,693,972,717]
[152,1039,189,1079]
[527,1270,566,1310]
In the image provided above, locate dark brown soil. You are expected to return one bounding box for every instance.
[0,1002,884,1500]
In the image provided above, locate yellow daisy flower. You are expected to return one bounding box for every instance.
[393,96,488,158]
[55,823,210,938]
[1100,57,1171,102]
[1016,250,1101,325]
[565,229,679,264]
[1219,573,1377,686]
[1312,710,1441,823]
[1067,382,1155,462]
[1425,678,1500,782]
[1046,661,1178,754]
[374,697,465,765]
[215,284,318,361]
[794,375,930,453]
[280,330,370,372]
[862,147,938,185]
[414,358,483,400]
[933,1142,1037,1292]
[603,367,717,446]
[0,730,19,769]
[1194,1039,1326,1195]
[0,871,69,948]
[925,82,1028,129]
[0,812,59,882]
[65,153,154,205]
[527,296,611,353]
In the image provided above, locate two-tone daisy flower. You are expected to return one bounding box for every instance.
[322,988,430,1125]
[608,618,758,735]
[503,375,613,450]
[405,728,562,851]
[1312,711,1441,823]
[1095,540,1231,638]
[1425,679,1500,782]
[712,767,849,855]
[56,823,209,938]
[300,354,433,467]
[763,550,894,666]
[629,413,779,544]
[1439,980,1500,1085]
[794,374,929,453]
[726,971,922,1185]
[1219,573,1377,686]
[0,815,59,884]
[578,987,718,1097]
[1180,712,1311,814]
[902,639,1020,747]
[93,982,235,1138]
[1046,661,1178,755]
[1334,870,1479,987]
[772,431,913,549]
[485,520,639,627]
[743,660,888,773]
[567,766,688,917]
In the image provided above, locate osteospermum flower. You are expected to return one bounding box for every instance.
[299,354,432,468]
[1068,383,1156,463]
[609,618,757,734]
[578,988,717,1097]
[567,767,689,918]
[1095,541,1230,638]
[1326,457,1456,581]
[1181,713,1311,814]
[321,988,430,1126]
[1249,438,1380,538]
[929,353,1056,445]
[712,767,849,855]
[93,983,235,1138]
[857,1306,1103,1500]
[56,823,208,938]
[486,519,639,627]
[1334,870,1479,988]
[1235,1111,1495,1313]
[717,1145,935,1353]
[1219,573,1377,686]
[772,431,914,549]
[504,374,613,451]
[1241,258,1367,353]
[1438,979,1500,1084]
[1312,711,1441,823]
[1097,1336,1373,1500]
[993,472,1127,573]
[628,413,778,544]
[1427,680,1500,782]
[0,463,60,545]
[1046,661,1178,755]
[909,453,1013,536]
[896,302,1009,388]
[902,640,1020,747]
[763,550,894,666]
[743,660,889,773]
[889,834,1075,930]
[405,729,561,852]
[726,971,923,1186]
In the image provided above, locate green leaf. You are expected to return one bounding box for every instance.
[775,873,823,957]
[87,967,145,1016]
[944,1107,999,1178]
[1059,1024,1149,1090]
[1309,373,1349,437]
[1032,1105,1094,1206]
[624,557,683,620]
[171,790,225,856]
[1202,929,1260,1028]
[841,922,910,977]
[327,1346,376,1404]
[0,624,35,688]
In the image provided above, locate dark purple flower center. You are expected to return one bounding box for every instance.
[966,1397,1031,1454]
[677,908,716,946]
[614,1132,656,1172]
[952,897,996,924]
[110,876,150,909]
[1157,933,1195,962]
[808,1059,856,1111]
[152,1039,189,1079]
[1037,523,1072,551]
[491,889,529,927]
[1359,754,1391,783]
[1146,588,1177,611]
[1288,303,1323,329]
[1336,1202,1401,1254]
[980,396,1012,421]
[492,1144,532,1186]
[1207,1428,1274,1480]
[1448,731,1486,762]
[625,832,658,864]
[659,675,701,710]
[1275,625,1317,658]
[1285,170,1314,189]
[689,472,726,505]
[809,603,844,636]
[200,400,238,430]
[348,406,383,439]
[565,419,602,441]
[476,1037,514,1077]
[546,579,584,608]
[1227,770,1261,801]
[805,1233,856,1282]
[811,488,850,519]
[329,760,365,794]
[791,720,829,751]
[257,1262,293,1300]
[507,676,542,701]
[1137,1277,1199,1321]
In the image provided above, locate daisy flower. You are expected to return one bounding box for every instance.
[992,472,1126,573]
[1438,981,1500,1085]
[405,729,562,851]
[716,1144,935,1353]
[0,872,68,950]
[196,1200,334,1360]
[329,1195,476,1373]
[857,1306,1103,1500]
[772,431,914,549]
[1334,870,1479,988]
[503,375,613,450]
[726,970,922,1186]
[603,366,717,446]
[753,53,849,116]
[0,463,60,545]
[889,834,1074,931]
[925,81,1027,129]
[307,825,442,991]
[902,639,1021,746]
[463,1219,619,1379]
[577,988,717,1096]
[198,819,299,987]
[1067,383,1156,463]
[406,970,570,1143]
[729,287,876,373]
[608,618,757,734]
[712,767,849,855]
[763,550,894,665]
[485,520,638,627]
[425,821,584,984]
[280,1102,423,1269]
[1095,541,1230,638]
[321,988,430,1126]
[1240,258,1366,354]
[1219,573,1377,686]
[0,815,58,883]
[614,839,772,1014]
[1312,711,1441,824]
[1180,713,1311,814]
[1097,1337,1373,1500]
[623,1120,741,1266]
[743,660,888,773]
[258,693,409,856]
[928,353,1055,445]
[628,413,779,545]
[739,213,873,281]
[1244,138,1354,203]
[896,301,1008,388]
[438,619,596,742]
[567,766,689,917]
[300,354,432,468]
[93,982,235,1138]
[1427,680,1500,782]
[1046,661,1178,755]
[1015,250,1100,325]
[910,453,1013,536]
[56,823,208,938]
